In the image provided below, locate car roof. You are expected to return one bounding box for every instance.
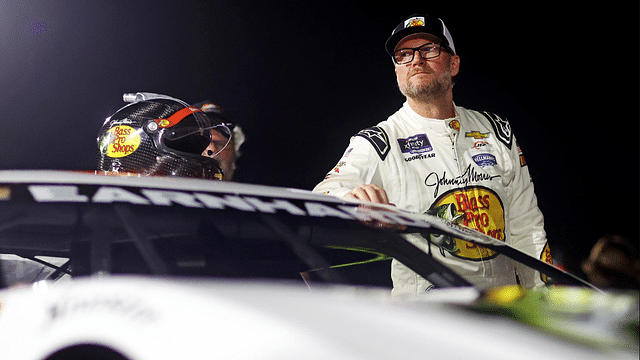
[0,170,592,290]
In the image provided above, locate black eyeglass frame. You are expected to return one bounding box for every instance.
[391,42,452,65]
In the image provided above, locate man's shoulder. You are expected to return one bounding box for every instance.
[352,126,391,161]
[458,107,514,150]
[349,106,407,161]
[362,105,412,137]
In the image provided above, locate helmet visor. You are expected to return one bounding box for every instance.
[161,110,231,158]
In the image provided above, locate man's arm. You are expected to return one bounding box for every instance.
[313,137,390,205]
[508,137,549,288]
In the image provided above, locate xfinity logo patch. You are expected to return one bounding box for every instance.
[398,134,433,155]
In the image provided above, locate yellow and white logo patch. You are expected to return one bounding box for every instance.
[540,242,553,283]
[430,187,505,260]
[103,125,141,158]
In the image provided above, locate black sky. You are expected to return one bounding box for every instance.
[0,1,638,272]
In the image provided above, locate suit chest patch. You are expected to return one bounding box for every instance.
[397,134,433,154]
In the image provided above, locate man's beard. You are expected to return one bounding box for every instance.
[399,69,452,102]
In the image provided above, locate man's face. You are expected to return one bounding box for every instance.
[203,129,236,180]
[394,34,460,102]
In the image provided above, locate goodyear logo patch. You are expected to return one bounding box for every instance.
[103,125,141,158]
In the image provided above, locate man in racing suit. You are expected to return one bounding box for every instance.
[313,14,550,294]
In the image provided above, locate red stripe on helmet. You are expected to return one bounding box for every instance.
[155,106,202,128]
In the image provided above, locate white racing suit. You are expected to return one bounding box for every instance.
[313,103,551,294]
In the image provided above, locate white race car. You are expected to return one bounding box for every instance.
[0,171,636,360]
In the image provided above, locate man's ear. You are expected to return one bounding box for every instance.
[450,55,460,77]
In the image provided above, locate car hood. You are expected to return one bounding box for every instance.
[0,276,636,360]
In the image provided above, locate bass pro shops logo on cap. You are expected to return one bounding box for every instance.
[385,14,456,56]
[404,16,426,28]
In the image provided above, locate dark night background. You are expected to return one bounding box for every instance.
[0,1,638,276]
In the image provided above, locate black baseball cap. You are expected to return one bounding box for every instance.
[385,14,456,56]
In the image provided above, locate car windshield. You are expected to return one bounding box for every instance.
[0,171,588,290]
[0,179,403,288]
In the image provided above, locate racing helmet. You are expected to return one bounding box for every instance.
[96,92,231,180]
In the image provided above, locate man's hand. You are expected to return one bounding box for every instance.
[345,184,391,204]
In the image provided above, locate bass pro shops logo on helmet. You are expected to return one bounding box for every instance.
[96,93,228,180]
[101,125,141,158]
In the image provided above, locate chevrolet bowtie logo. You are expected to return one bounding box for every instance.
[465,131,489,139]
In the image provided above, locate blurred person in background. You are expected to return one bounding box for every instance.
[581,234,640,290]
[194,100,245,181]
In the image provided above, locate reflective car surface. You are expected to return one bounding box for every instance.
[0,171,636,360]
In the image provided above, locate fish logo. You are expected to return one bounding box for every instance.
[425,187,505,260]
[404,17,425,28]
